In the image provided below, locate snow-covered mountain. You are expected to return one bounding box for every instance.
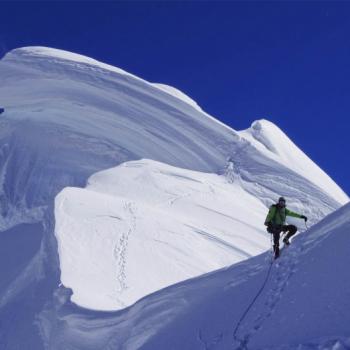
[0,46,348,348]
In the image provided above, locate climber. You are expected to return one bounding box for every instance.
[265,197,307,259]
[0,107,4,114]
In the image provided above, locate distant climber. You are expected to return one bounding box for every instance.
[265,197,307,259]
[0,107,4,114]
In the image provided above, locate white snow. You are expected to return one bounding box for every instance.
[152,83,203,111]
[55,159,271,310]
[132,202,350,350]
[55,157,345,311]
[52,202,350,350]
[4,46,136,78]
[238,119,347,204]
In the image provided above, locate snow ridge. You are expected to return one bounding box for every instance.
[152,83,203,111]
[238,119,348,204]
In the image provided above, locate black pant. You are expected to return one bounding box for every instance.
[271,224,297,253]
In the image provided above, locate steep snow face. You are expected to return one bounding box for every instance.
[49,202,350,350]
[55,159,270,310]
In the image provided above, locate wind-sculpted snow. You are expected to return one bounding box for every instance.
[46,202,350,350]
[0,46,347,348]
[0,46,346,230]
[151,83,204,112]
[55,159,271,310]
[1,46,239,174]
[238,119,347,204]
[54,159,346,312]
[0,46,242,227]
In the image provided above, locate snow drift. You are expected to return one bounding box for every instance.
[55,159,271,310]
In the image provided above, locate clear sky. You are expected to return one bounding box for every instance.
[1,1,349,196]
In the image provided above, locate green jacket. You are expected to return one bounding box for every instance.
[265,205,303,226]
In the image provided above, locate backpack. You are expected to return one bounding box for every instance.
[266,204,283,234]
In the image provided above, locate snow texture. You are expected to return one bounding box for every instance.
[0,46,348,349]
[55,157,346,311]
[238,119,346,204]
[38,202,350,350]
[55,159,270,310]
[151,83,203,111]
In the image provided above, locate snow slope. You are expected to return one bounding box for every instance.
[55,159,271,310]
[0,46,348,348]
[139,202,350,350]
[47,202,350,350]
[55,157,346,312]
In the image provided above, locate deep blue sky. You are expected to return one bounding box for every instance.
[0,1,349,195]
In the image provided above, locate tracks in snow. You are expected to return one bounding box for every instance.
[113,201,136,293]
[233,244,302,350]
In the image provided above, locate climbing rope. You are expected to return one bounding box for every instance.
[232,234,274,349]
[232,221,309,349]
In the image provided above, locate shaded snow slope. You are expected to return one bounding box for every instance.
[55,159,270,310]
[47,202,350,350]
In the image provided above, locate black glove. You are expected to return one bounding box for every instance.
[300,215,308,222]
[265,222,274,233]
